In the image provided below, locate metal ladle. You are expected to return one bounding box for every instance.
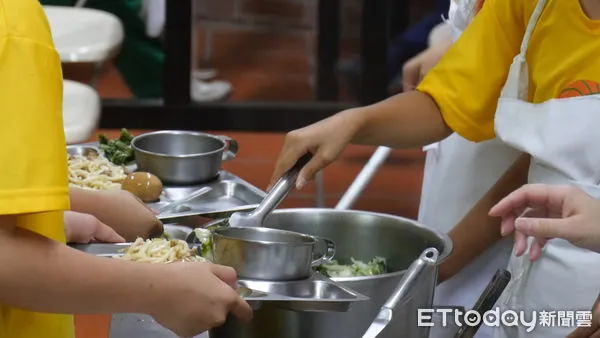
[228,153,312,228]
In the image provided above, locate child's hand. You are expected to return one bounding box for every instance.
[64,211,125,244]
[70,188,164,241]
[489,184,600,260]
[93,189,164,241]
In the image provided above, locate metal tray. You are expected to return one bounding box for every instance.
[69,225,200,257]
[70,233,369,313]
[67,143,266,219]
[239,273,369,312]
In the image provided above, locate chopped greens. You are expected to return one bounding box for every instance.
[98,128,135,165]
[193,228,214,261]
[314,257,387,278]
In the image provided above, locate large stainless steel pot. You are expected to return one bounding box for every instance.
[209,208,452,338]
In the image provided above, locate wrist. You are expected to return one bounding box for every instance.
[112,262,170,314]
[131,263,179,315]
[342,107,370,144]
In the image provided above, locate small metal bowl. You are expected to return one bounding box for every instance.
[212,227,336,281]
[131,130,238,185]
[67,145,100,158]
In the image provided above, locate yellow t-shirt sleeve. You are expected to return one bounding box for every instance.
[417,0,528,142]
[0,36,69,221]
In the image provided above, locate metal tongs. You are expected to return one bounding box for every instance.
[228,153,312,228]
[361,247,440,338]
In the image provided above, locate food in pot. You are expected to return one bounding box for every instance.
[68,151,127,190]
[118,237,208,263]
[98,128,135,165]
[315,257,387,278]
[121,172,163,202]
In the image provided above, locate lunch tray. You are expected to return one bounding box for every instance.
[70,239,369,313]
[67,144,266,219]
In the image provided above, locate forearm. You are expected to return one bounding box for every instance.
[437,153,531,283]
[0,220,163,314]
[349,91,453,149]
[69,187,101,214]
[69,187,162,241]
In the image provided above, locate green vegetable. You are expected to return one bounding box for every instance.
[98,128,135,165]
[193,228,214,261]
[314,257,387,278]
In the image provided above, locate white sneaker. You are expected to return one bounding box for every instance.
[193,69,217,81]
[191,79,232,102]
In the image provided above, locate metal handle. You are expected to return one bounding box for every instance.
[246,153,313,223]
[335,146,392,210]
[310,236,336,266]
[216,135,238,162]
[156,187,212,215]
[454,269,512,338]
[382,248,439,310]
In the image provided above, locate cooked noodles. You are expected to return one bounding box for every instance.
[118,238,208,263]
[68,152,127,190]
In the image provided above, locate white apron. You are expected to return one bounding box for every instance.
[492,0,600,336]
[418,2,518,337]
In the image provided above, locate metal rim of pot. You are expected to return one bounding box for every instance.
[212,226,326,247]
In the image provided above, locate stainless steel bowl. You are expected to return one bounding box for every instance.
[131,130,238,185]
[212,227,336,281]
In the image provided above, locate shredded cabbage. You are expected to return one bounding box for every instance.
[315,257,387,277]
[193,228,214,261]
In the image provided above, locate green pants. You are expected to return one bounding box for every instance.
[42,0,164,98]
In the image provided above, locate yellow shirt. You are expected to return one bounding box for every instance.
[417,0,600,142]
[0,0,73,337]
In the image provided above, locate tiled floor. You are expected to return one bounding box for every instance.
[72,66,426,337]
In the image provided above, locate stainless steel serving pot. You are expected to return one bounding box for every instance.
[209,208,452,338]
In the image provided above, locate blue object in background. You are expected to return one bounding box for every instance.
[339,0,450,98]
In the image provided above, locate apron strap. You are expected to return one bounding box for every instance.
[500,0,548,100]
[517,0,548,59]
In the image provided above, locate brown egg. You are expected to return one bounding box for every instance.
[121,172,163,202]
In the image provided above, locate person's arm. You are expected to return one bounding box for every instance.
[69,187,163,241]
[0,217,170,313]
[437,153,530,283]
[348,0,526,149]
[0,22,166,314]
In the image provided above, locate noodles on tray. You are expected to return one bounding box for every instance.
[68,152,127,190]
[119,238,208,263]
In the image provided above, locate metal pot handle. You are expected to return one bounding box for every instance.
[216,135,239,162]
[310,236,336,266]
[382,247,439,310]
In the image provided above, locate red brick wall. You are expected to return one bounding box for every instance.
[193,0,435,101]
